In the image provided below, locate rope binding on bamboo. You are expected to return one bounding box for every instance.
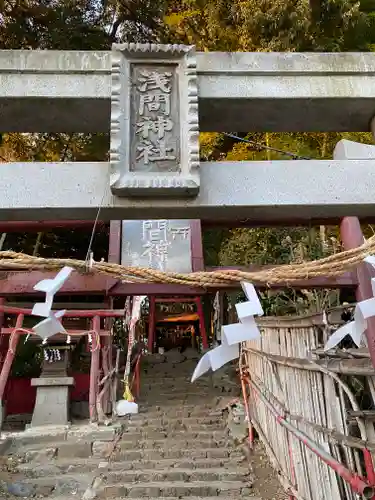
[0,234,374,288]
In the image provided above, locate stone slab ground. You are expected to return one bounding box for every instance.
[0,357,287,499]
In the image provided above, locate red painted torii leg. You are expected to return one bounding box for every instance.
[196,297,208,349]
[89,315,101,423]
[0,313,24,402]
[340,217,375,369]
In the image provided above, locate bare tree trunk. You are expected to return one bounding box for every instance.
[265,133,271,160]
[33,232,43,256]
[0,233,6,251]
[319,133,328,254]
[319,225,327,254]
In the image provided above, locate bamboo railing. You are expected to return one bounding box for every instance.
[243,313,375,499]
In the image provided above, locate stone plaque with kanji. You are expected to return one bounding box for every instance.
[110,43,200,197]
[121,220,192,273]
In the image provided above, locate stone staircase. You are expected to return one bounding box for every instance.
[0,356,262,499]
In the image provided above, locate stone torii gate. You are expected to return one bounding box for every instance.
[1,44,375,365]
[1,47,375,222]
[3,45,375,498]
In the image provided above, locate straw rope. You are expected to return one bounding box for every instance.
[0,236,374,288]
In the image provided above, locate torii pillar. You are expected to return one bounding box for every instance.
[335,139,375,368]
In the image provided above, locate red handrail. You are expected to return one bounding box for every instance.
[241,372,374,499]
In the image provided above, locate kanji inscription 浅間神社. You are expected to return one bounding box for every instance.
[110,43,200,197]
[134,67,176,166]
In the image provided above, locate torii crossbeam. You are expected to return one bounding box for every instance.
[1,46,375,221]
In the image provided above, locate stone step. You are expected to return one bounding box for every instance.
[126,423,225,432]
[11,439,238,463]
[16,457,237,477]
[140,388,217,394]
[49,497,259,500]
[49,497,260,500]
[140,399,217,406]
[5,425,118,448]
[121,430,227,441]
[139,399,218,406]
[97,480,251,498]
[140,378,204,381]
[118,438,229,450]
[113,447,238,461]
[9,440,93,460]
[15,458,100,477]
[105,466,249,484]
[135,407,216,417]
[127,416,223,427]
[139,394,219,400]
[111,498,260,500]
[141,381,212,387]
[3,473,94,497]
[139,401,215,407]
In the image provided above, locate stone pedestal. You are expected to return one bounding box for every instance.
[30,376,74,427]
[30,346,74,427]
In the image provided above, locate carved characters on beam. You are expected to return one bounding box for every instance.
[110,43,200,197]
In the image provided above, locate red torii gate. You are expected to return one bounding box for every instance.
[0,215,371,405]
[0,305,129,422]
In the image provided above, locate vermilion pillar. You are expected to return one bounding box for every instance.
[0,313,24,402]
[340,217,375,369]
[196,297,208,349]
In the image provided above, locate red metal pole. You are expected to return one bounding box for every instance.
[340,217,375,369]
[89,315,101,423]
[240,375,254,448]
[0,220,101,232]
[0,298,6,369]
[0,304,127,318]
[247,375,374,498]
[0,313,24,402]
[148,297,156,352]
[196,297,208,349]
[154,297,198,303]
[0,298,4,335]
[363,448,375,487]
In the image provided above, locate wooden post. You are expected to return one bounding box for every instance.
[108,220,122,264]
[89,315,101,423]
[0,298,6,370]
[102,221,121,412]
[340,217,375,369]
[190,220,204,272]
[148,297,156,352]
[196,297,208,349]
[0,313,24,402]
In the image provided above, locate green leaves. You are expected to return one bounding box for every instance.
[162,0,369,52]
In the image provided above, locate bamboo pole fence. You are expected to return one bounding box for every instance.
[242,312,375,499]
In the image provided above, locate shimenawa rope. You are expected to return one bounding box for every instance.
[0,236,374,288]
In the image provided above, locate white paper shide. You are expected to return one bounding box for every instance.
[31,266,74,340]
[191,282,263,382]
[324,255,375,350]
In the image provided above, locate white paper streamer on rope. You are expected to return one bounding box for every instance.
[31,267,73,318]
[324,255,375,351]
[191,282,263,382]
[30,267,73,341]
[32,310,67,340]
